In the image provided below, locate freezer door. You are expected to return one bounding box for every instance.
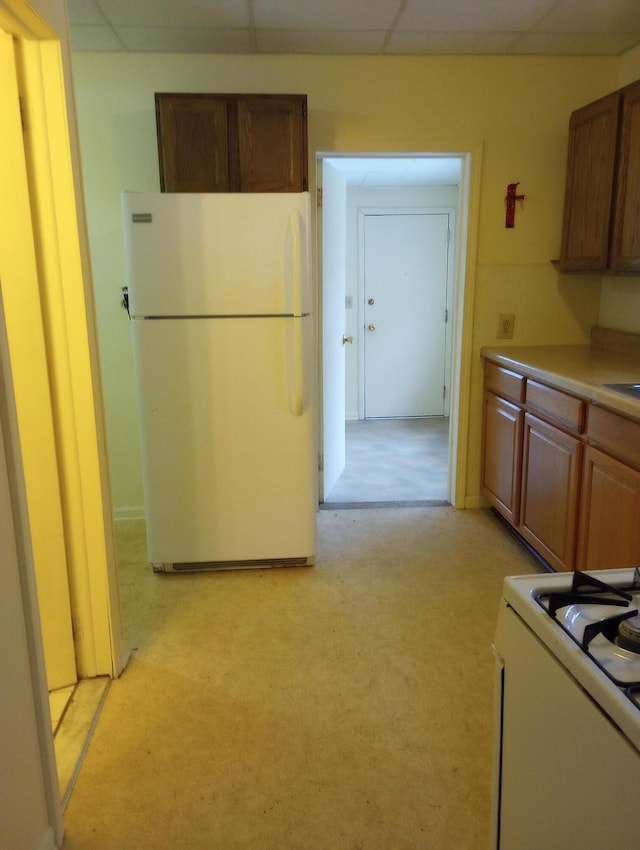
[131,316,316,568]
[122,192,311,318]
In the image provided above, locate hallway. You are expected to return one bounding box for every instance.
[324,417,449,505]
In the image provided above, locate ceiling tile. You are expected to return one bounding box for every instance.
[97,0,248,28]
[116,27,253,53]
[69,25,125,51]
[257,30,387,53]
[509,31,640,55]
[325,156,463,188]
[67,0,107,26]
[254,0,402,30]
[387,31,519,54]
[67,0,640,56]
[399,0,556,32]
[533,0,640,33]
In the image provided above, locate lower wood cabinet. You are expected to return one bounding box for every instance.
[482,392,523,526]
[519,413,582,572]
[482,358,640,572]
[577,445,640,570]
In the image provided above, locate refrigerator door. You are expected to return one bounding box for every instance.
[122,192,312,318]
[131,315,316,569]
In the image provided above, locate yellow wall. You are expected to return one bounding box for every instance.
[73,52,619,510]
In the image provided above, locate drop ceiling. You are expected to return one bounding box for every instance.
[69,0,640,57]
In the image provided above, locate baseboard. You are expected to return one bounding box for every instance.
[113,506,145,521]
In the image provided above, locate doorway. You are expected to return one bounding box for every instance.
[319,154,465,506]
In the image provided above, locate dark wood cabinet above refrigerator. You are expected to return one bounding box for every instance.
[155,93,308,193]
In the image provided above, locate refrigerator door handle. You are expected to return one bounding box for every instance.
[286,317,304,416]
[284,208,308,416]
[285,209,304,317]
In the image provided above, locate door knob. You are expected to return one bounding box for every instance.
[368,298,375,305]
[368,324,376,332]
[342,335,353,345]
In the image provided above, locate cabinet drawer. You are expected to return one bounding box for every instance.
[525,380,585,433]
[484,361,525,403]
[587,405,640,470]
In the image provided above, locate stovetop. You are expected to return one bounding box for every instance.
[535,569,640,708]
[501,568,640,752]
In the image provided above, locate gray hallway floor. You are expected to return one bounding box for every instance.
[323,417,449,506]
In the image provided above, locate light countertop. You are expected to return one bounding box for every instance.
[481,343,640,420]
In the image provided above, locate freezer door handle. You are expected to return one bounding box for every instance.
[285,208,308,416]
[285,208,306,316]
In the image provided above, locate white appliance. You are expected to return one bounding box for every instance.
[492,568,640,849]
[122,191,316,572]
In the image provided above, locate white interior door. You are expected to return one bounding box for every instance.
[321,162,348,498]
[364,212,449,418]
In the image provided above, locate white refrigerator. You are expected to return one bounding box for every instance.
[122,191,317,572]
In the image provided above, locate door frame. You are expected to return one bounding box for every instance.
[1,0,127,682]
[0,1,127,838]
[357,206,456,420]
[317,148,483,509]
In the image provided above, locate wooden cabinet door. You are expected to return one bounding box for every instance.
[238,96,307,192]
[482,391,524,525]
[156,93,307,193]
[519,414,582,572]
[577,445,640,570]
[610,81,640,272]
[155,94,230,192]
[559,92,621,272]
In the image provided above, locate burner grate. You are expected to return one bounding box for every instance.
[535,569,640,700]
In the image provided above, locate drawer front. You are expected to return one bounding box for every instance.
[587,405,640,470]
[525,379,585,433]
[484,361,525,403]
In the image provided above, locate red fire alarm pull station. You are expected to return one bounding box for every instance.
[505,182,526,228]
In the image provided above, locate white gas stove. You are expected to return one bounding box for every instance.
[492,568,640,849]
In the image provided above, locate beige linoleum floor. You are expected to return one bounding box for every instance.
[61,507,541,850]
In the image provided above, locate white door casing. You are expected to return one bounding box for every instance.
[318,150,483,510]
[0,28,77,691]
[320,162,348,498]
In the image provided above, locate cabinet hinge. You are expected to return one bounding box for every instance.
[303,176,308,191]
[445,308,448,323]
[318,454,324,472]
[443,385,447,399]
[317,187,323,208]
[302,102,307,118]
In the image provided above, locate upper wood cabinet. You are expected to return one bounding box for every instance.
[610,83,640,272]
[155,93,308,193]
[560,80,640,274]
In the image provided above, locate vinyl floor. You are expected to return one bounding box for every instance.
[324,417,449,505]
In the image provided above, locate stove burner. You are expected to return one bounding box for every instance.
[618,614,640,654]
[535,569,640,696]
